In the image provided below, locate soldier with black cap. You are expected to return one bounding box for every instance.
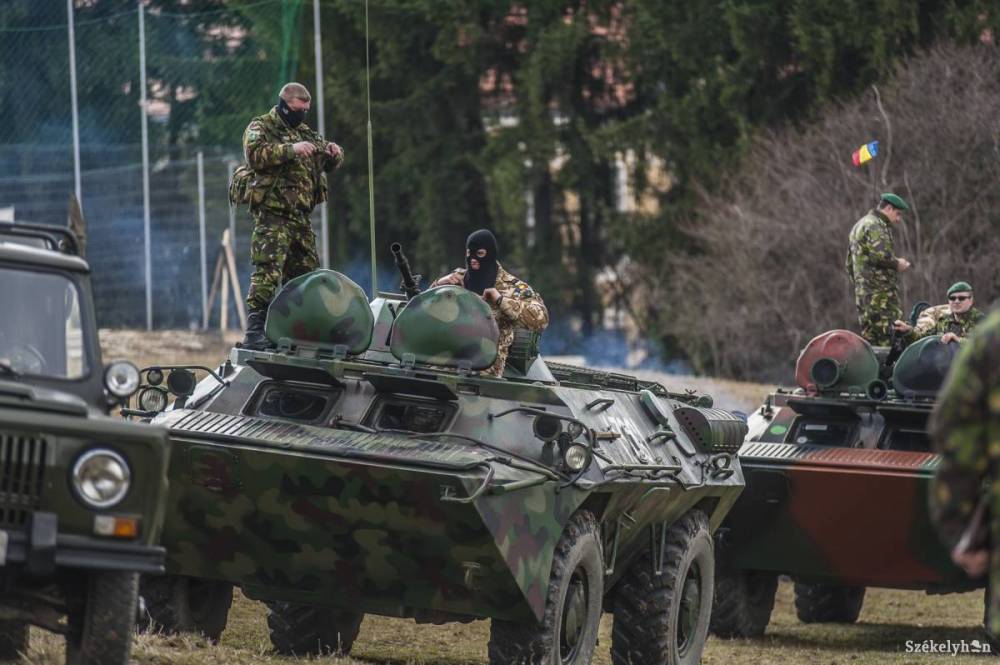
[431,229,549,376]
[845,192,912,346]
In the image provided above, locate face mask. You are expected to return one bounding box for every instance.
[463,229,499,295]
[278,97,307,128]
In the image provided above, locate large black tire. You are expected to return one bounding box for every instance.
[65,570,138,665]
[709,568,778,638]
[611,510,714,665]
[793,582,865,624]
[266,601,363,656]
[139,574,234,642]
[488,511,604,665]
[0,620,28,660]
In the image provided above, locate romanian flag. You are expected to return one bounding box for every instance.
[851,140,879,166]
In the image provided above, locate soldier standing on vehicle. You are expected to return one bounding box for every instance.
[845,192,911,346]
[430,229,549,376]
[929,310,1000,641]
[239,82,344,351]
[893,281,985,344]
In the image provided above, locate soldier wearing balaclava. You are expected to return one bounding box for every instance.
[431,229,549,377]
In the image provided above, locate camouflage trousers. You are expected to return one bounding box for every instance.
[854,286,902,347]
[246,211,319,311]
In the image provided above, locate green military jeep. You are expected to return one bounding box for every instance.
[0,222,170,664]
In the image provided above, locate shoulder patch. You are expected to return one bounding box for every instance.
[246,128,260,142]
[512,281,534,298]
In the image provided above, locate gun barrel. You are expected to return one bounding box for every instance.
[391,243,421,300]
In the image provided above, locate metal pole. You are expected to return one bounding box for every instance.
[197,152,208,328]
[139,4,152,330]
[313,0,329,268]
[67,0,82,208]
[227,160,237,246]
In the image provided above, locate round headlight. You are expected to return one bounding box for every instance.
[146,368,164,386]
[563,444,591,472]
[104,361,140,398]
[566,420,586,440]
[138,387,168,413]
[72,449,131,508]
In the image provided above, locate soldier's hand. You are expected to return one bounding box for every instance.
[940,332,960,344]
[952,546,989,578]
[892,320,912,333]
[292,141,317,157]
[896,257,911,272]
[432,272,463,287]
[326,142,343,158]
[482,288,501,305]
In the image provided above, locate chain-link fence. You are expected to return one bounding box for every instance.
[0,0,339,330]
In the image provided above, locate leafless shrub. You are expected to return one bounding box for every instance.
[643,43,1000,382]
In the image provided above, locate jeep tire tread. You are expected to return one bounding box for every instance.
[266,601,363,656]
[139,574,234,642]
[65,570,138,665]
[710,568,778,638]
[793,582,865,624]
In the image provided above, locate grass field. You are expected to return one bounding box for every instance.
[16,330,981,664]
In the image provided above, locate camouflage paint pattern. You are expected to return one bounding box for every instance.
[845,210,902,346]
[724,328,981,595]
[246,212,319,311]
[390,286,499,370]
[930,310,1000,634]
[444,264,549,376]
[793,329,879,395]
[265,270,373,354]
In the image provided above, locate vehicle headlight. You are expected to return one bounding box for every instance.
[72,449,131,508]
[138,386,168,413]
[104,361,140,398]
[563,444,591,472]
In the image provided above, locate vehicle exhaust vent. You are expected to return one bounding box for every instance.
[0,432,47,527]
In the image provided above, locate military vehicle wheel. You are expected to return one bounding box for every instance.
[488,511,603,665]
[0,620,28,659]
[139,575,234,642]
[266,601,363,655]
[611,510,713,665]
[65,570,138,665]
[793,582,865,623]
[709,568,777,637]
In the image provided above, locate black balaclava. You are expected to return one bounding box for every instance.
[463,229,499,295]
[278,97,307,128]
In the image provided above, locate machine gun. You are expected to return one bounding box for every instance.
[391,243,422,300]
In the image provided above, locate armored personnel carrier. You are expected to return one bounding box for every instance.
[710,328,976,638]
[130,263,746,665]
[0,222,169,665]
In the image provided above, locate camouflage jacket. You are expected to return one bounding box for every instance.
[448,264,549,376]
[242,107,343,216]
[845,210,899,291]
[909,304,985,342]
[929,309,1000,633]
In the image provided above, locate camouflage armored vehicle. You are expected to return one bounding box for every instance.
[130,261,746,665]
[710,328,978,638]
[0,222,170,664]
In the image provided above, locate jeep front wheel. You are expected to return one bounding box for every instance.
[266,601,363,656]
[488,510,604,665]
[793,582,865,623]
[65,570,138,665]
[611,510,714,665]
[139,574,234,642]
[710,568,778,637]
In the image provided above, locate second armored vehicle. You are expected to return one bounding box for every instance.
[131,265,746,664]
[710,329,978,638]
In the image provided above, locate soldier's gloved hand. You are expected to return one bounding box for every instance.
[896,257,911,272]
[892,320,912,333]
[293,141,317,157]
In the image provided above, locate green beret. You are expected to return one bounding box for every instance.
[880,192,909,210]
[947,281,973,296]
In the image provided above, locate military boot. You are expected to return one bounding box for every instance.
[240,307,270,351]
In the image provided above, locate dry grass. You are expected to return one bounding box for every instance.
[63,330,986,663]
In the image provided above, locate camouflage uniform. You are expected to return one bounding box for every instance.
[452,263,548,376]
[845,210,902,346]
[243,107,343,311]
[929,310,1000,636]
[906,303,986,343]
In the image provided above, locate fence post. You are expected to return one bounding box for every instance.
[313,0,329,268]
[67,0,82,209]
[139,4,152,330]
[197,152,208,328]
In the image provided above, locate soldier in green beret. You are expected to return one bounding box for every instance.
[893,281,985,344]
[239,82,344,350]
[845,192,912,346]
[929,309,1000,641]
